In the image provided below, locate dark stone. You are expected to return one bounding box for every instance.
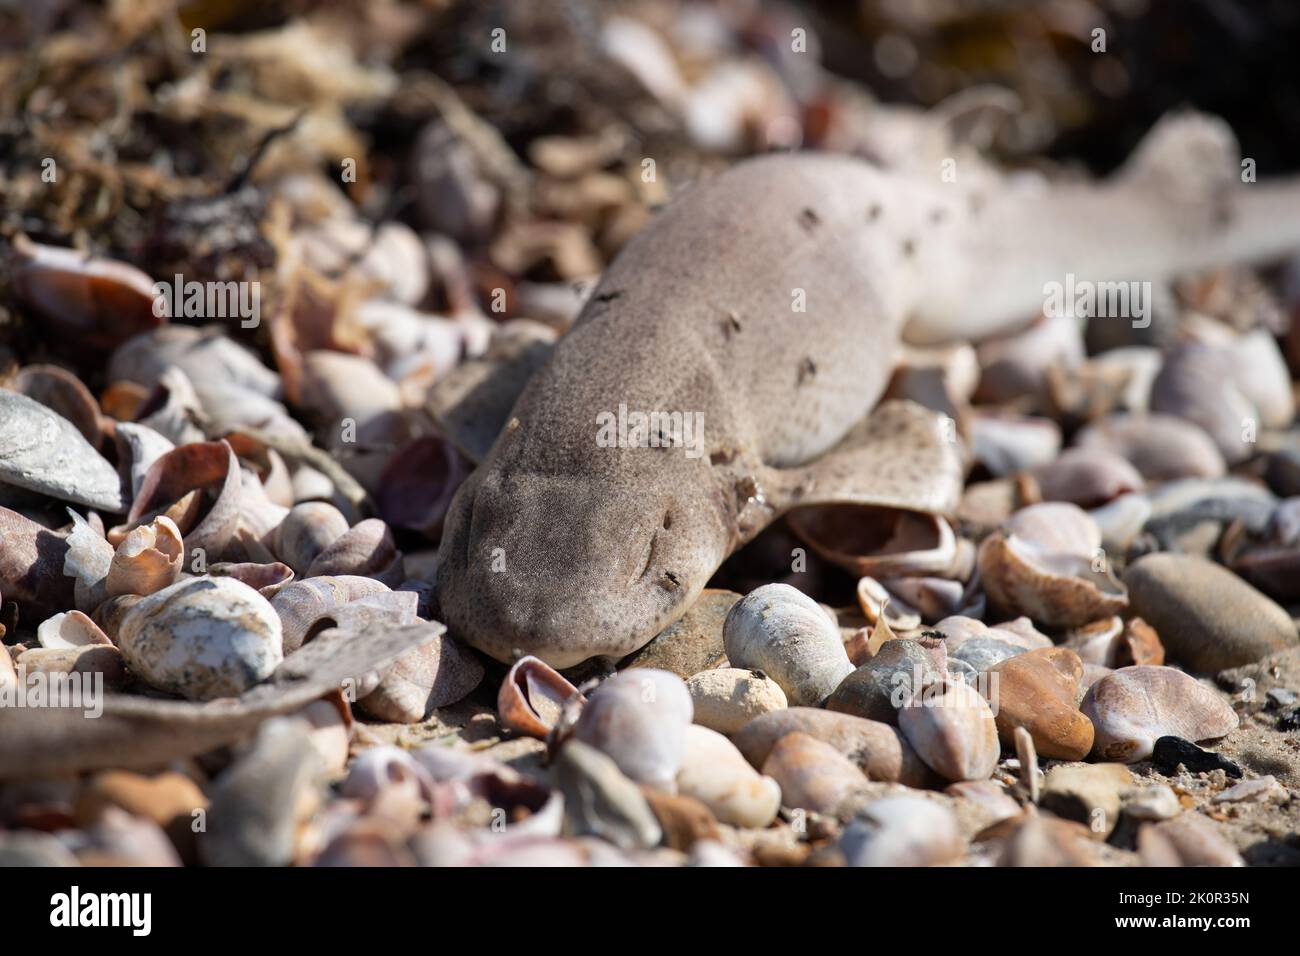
[1151,735,1242,778]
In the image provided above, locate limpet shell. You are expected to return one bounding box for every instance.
[723,583,854,706]
[116,576,284,701]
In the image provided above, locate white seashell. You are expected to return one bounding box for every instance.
[684,667,787,735]
[106,516,183,597]
[1080,665,1238,762]
[839,796,965,866]
[37,610,112,650]
[676,725,781,828]
[572,669,693,792]
[723,583,854,706]
[116,577,284,701]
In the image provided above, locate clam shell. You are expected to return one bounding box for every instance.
[731,707,934,787]
[270,575,393,654]
[897,678,1000,782]
[572,669,693,792]
[0,389,125,511]
[305,518,403,585]
[1080,665,1238,762]
[106,516,183,597]
[840,796,965,867]
[761,732,868,816]
[676,725,781,828]
[684,667,787,735]
[723,583,854,706]
[499,655,586,740]
[117,576,285,701]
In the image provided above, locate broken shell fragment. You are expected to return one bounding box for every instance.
[1,505,75,615]
[723,583,854,706]
[499,655,586,739]
[1080,665,1238,762]
[116,576,285,701]
[270,575,393,653]
[0,389,126,511]
[106,516,183,597]
[37,610,112,649]
[676,725,781,828]
[684,667,787,735]
[358,623,483,723]
[977,502,1127,629]
[898,678,1000,783]
[572,669,693,792]
[787,507,958,579]
[123,440,242,570]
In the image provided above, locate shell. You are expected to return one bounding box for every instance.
[787,507,959,579]
[11,363,104,446]
[106,516,183,597]
[358,623,484,723]
[684,667,787,735]
[339,745,435,803]
[270,575,393,653]
[723,583,854,706]
[985,647,1095,761]
[572,669,693,792]
[840,796,965,867]
[272,501,350,575]
[376,434,471,539]
[1031,448,1144,508]
[897,678,1000,783]
[932,615,1052,653]
[108,325,280,398]
[1149,342,1257,464]
[113,422,175,498]
[1080,665,1239,762]
[209,561,296,598]
[1074,414,1225,481]
[37,610,112,649]
[116,576,285,701]
[676,725,781,828]
[305,518,403,585]
[969,412,1062,477]
[64,510,114,613]
[825,639,941,725]
[760,732,868,816]
[10,235,164,351]
[0,505,74,615]
[977,503,1127,629]
[121,440,242,570]
[498,655,586,739]
[0,389,125,511]
[731,707,934,787]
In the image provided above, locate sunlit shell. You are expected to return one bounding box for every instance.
[106,516,184,597]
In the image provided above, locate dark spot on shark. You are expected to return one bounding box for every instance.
[901,239,915,257]
[867,202,882,221]
[797,356,817,385]
[798,207,821,231]
[593,290,623,304]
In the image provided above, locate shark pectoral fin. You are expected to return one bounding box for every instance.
[426,324,555,463]
[764,399,967,516]
[760,401,968,577]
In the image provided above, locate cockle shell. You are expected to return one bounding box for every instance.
[498,655,586,739]
[0,389,125,511]
[684,667,787,735]
[731,708,934,787]
[572,669,693,792]
[761,732,868,816]
[840,796,965,867]
[676,725,781,828]
[897,678,1000,783]
[977,502,1127,628]
[273,501,350,575]
[723,583,854,706]
[1082,665,1238,762]
[106,516,183,597]
[116,576,285,701]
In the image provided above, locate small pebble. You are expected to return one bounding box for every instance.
[685,667,786,735]
[1122,784,1182,821]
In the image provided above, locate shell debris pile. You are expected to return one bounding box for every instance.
[1,0,1299,870]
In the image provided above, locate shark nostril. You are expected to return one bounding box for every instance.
[662,511,672,531]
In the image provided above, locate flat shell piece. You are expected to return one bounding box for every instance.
[0,389,125,511]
